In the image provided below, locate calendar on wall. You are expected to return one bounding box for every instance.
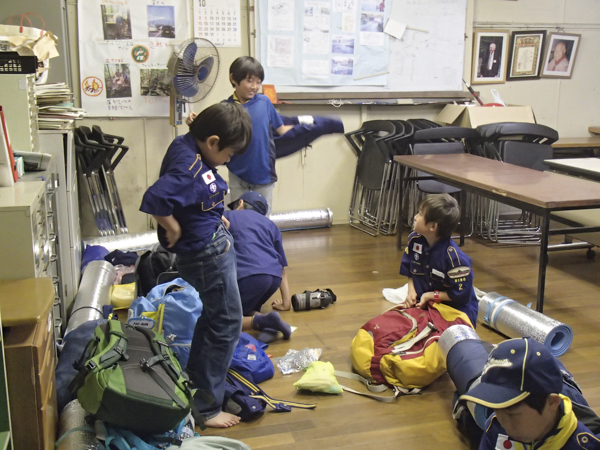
[193,0,242,47]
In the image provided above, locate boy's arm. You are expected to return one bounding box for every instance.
[153,215,181,248]
[405,277,418,307]
[416,290,451,309]
[272,267,291,311]
[275,124,294,136]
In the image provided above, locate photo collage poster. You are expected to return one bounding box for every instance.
[78,0,189,117]
[258,0,390,87]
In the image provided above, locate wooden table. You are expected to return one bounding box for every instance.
[552,137,600,157]
[395,153,600,312]
[544,157,600,181]
[588,126,600,136]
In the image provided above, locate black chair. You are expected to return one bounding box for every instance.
[474,122,558,243]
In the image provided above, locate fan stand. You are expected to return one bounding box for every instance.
[170,92,183,127]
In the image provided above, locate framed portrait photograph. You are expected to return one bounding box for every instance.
[541,33,581,79]
[507,30,546,80]
[472,29,510,85]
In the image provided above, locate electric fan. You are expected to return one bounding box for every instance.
[167,38,220,126]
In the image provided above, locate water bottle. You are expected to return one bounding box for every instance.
[292,289,337,312]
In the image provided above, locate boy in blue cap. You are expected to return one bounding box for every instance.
[461,338,600,449]
[400,193,479,327]
[224,191,292,343]
[140,102,252,428]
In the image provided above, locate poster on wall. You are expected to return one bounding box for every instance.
[193,0,241,47]
[78,0,189,117]
[257,0,390,87]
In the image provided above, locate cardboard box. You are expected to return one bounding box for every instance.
[435,104,535,128]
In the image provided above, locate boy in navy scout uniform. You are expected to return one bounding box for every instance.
[400,193,478,327]
[461,338,600,449]
[140,102,252,428]
[224,191,292,343]
[187,56,292,214]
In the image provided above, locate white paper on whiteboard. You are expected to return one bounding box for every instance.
[384,20,407,40]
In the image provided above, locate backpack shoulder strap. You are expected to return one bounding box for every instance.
[134,325,190,410]
[334,370,420,401]
[68,320,129,393]
[227,369,316,412]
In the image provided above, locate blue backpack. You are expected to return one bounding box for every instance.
[128,278,202,370]
[229,333,274,384]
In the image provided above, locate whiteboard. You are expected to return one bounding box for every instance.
[256,0,468,94]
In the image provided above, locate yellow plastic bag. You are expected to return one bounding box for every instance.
[293,361,342,394]
[110,282,136,309]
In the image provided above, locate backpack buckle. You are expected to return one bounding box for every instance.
[86,360,97,371]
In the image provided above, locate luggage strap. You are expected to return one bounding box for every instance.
[334,370,420,402]
[68,324,129,394]
[391,321,438,355]
[136,326,191,411]
[227,368,316,412]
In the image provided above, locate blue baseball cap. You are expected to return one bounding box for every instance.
[227,191,268,216]
[459,338,563,409]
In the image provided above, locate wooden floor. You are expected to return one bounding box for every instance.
[202,224,600,449]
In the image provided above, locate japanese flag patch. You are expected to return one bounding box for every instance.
[202,171,216,185]
[495,434,516,449]
[413,243,423,254]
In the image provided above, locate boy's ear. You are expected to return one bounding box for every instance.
[229,73,237,86]
[206,135,220,150]
[430,222,439,233]
[547,393,561,411]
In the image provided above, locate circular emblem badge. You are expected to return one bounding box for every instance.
[81,76,104,96]
[131,45,150,63]
[209,183,217,193]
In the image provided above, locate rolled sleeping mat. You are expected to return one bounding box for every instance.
[270,208,333,231]
[478,292,573,356]
[83,231,159,253]
[56,399,103,450]
[64,260,116,337]
[441,326,494,430]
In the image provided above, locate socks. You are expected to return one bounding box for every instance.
[252,312,291,340]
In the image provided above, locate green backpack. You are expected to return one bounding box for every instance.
[69,319,197,434]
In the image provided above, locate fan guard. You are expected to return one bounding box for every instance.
[168,38,220,103]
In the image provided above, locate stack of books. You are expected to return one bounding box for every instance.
[35,83,87,130]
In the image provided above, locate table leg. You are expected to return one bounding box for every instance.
[536,212,550,312]
[397,165,405,250]
[459,190,466,247]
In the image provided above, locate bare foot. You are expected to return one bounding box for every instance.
[204,411,241,428]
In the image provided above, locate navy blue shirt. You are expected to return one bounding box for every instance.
[400,232,478,327]
[140,133,227,254]
[223,209,287,280]
[224,93,283,185]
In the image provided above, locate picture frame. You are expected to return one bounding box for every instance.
[471,29,510,85]
[507,30,546,80]
[541,33,581,79]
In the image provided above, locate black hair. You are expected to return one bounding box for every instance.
[189,102,252,154]
[419,193,460,240]
[520,393,549,415]
[229,56,264,87]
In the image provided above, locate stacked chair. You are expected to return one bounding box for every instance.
[474,122,558,244]
[345,119,479,236]
[74,126,129,236]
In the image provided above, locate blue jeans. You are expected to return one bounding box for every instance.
[176,224,242,419]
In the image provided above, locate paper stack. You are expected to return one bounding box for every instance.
[35,83,87,130]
